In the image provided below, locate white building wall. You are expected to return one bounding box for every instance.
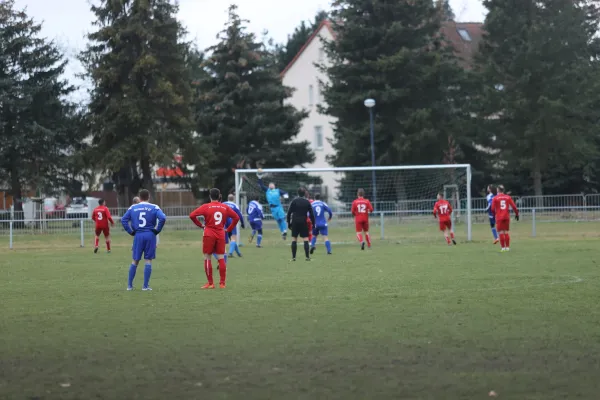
[282,25,340,202]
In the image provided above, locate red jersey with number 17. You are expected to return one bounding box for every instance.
[491,194,518,221]
[92,205,114,229]
[189,202,240,238]
[433,200,453,222]
[352,197,373,222]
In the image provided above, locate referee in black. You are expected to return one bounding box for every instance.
[286,187,315,261]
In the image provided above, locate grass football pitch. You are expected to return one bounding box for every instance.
[1,223,600,400]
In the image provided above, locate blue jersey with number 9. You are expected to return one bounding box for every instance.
[311,200,332,227]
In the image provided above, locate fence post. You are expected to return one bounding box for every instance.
[531,208,536,237]
[9,220,13,249]
[80,219,85,247]
[380,211,384,239]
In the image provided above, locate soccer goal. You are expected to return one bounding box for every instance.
[234,164,472,244]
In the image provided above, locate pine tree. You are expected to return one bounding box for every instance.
[321,0,470,202]
[275,10,328,71]
[81,0,193,204]
[0,0,79,216]
[194,5,313,194]
[476,0,600,196]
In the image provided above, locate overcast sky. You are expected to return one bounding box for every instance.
[13,0,487,100]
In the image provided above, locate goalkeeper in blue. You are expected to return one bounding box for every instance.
[257,170,289,240]
[247,196,264,247]
[121,189,166,291]
[223,194,245,257]
[486,184,500,245]
[309,193,333,255]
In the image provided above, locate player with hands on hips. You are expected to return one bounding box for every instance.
[491,185,519,252]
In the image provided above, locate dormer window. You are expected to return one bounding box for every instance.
[458,28,471,41]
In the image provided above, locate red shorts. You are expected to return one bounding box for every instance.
[438,220,452,231]
[95,227,110,237]
[355,220,369,232]
[203,235,226,255]
[496,219,510,231]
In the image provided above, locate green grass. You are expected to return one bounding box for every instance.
[1,224,600,399]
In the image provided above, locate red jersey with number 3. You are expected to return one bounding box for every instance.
[189,202,240,238]
[491,194,518,221]
[433,200,453,222]
[92,205,114,229]
[352,198,373,222]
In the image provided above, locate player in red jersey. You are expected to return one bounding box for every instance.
[433,193,456,246]
[351,188,374,250]
[305,192,314,243]
[91,198,114,254]
[189,188,240,289]
[491,185,519,252]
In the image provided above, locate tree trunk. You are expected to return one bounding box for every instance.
[10,163,25,228]
[140,155,155,200]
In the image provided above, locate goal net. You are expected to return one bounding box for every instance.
[235,165,472,245]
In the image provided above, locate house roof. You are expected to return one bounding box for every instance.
[281,19,483,75]
[280,19,335,76]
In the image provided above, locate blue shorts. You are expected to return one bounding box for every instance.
[250,221,263,230]
[271,206,285,221]
[488,215,496,228]
[132,232,157,261]
[313,225,329,236]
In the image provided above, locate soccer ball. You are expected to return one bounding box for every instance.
[257,168,263,174]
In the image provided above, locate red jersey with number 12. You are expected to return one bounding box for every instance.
[189,202,240,238]
[433,200,453,222]
[352,197,373,222]
[92,205,114,229]
[491,194,518,221]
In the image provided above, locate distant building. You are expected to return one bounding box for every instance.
[281,20,483,202]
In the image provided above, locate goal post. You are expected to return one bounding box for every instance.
[235,164,472,244]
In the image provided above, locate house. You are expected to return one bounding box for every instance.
[281,19,483,202]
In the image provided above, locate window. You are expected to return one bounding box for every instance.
[308,85,314,107]
[314,126,323,150]
[318,47,324,62]
[457,28,471,41]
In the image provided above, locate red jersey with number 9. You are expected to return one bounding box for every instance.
[352,197,373,222]
[189,202,240,238]
[433,200,453,222]
[491,193,518,220]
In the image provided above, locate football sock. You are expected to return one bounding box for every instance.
[506,234,510,248]
[492,227,498,240]
[234,242,242,256]
[325,240,331,253]
[365,233,371,246]
[356,233,363,243]
[218,258,227,284]
[106,240,111,251]
[94,237,99,248]
[204,260,213,285]
[445,235,451,244]
[128,263,137,288]
[499,234,506,248]
[257,234,262,246]
[224,254,228,263]
[250,230,256,239]
[291,241,297,258]
[450,232,455,239]
[143,263,152,288]
[303,241,310,258]
[311,237,317,247]
[277,220,286,233]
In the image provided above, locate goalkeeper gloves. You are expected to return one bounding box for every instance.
[515,214,519,221]
[151,228,160,235]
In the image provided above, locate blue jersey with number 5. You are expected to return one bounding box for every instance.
[311,200,332,227]
[121,202,167,234]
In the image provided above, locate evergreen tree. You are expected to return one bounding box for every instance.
[194,5,313,194]
[437,0,455,21]
[275,10,328,71]
[81,0,193,204]
[321,0,471,202]
[0,0,80,215]
[476,0,600,196]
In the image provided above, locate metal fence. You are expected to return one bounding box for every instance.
[1,194,599,249]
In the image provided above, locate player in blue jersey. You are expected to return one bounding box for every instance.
[309,193,333,255]
[247,195,265,247]
[121,189,166,291]
[486,184,499,244]
[257,169,289,240]
[223,194,245,257]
